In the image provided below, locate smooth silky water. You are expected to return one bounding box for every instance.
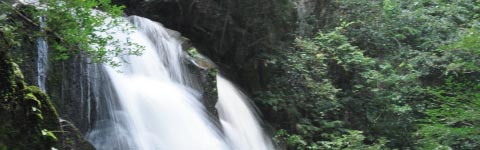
[19,0,274,149]
[36,15,275,150]
[86,16,227,150]
[217,75,275,150]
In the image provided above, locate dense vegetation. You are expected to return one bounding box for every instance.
[257,0,480,149]
[0,0,140,66]
[1,0,126,149]
[1,0,479,149]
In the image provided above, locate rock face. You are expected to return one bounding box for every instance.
[10,20,98,136]
[46,56,100,134]
[185,48,219,119]
[1,1,333,149]
[110,0,336,93]
[0,50,94,150]
[0,6,96,149]
[0,50,58,149]
[109,2,337,135]
[59,119,96,150]
[113,0,297,92]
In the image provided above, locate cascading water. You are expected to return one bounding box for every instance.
[21,0,48,91]
[82,15,273,150]
[87,16,228,150]
[36,16,48,92]
[216,75,275,150]
[17,1,274,149]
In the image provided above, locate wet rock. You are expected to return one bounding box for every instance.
[113,0,297,93]
[185,47,220,120]
[4,37,96,150]
[0,50,60,149]
[59,119,95,150]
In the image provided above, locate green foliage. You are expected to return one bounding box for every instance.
[382,0,398,17]
[274,129,387,150]
[414,26,480,149]
[0,6,21,48]
[40,0,143,66]
[346,63,424,147]
[449,28,480,53]
[42,129,58,141]
[319,130,387,150]
[0,0,143,66]
[330,0,479,148]
[0,51,61,150]
[334,0,479,56]
[187,47,200,58]
[417,77,480,149]
[259,0,480,149]
[258,23,380,148]
[442,27,480,72]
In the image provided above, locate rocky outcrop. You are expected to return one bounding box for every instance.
[59,119,96,150]
[113,0,297,92]
[1,48,95,150]
[0,50,57,149]
[46,56,100,134]
[6,11,98,136]
[185,48,219,118]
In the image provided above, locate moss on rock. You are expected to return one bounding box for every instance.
[0,50,60,150]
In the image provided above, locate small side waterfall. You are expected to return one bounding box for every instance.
[216,75,275,150]
[23,1,274,149]
[46,14,273,150]
[36,16,48,91]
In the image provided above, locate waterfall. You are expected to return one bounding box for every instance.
[216,75,275,150]
[21,1,274,149]
[36,16,48,92]
[87,16,227,150]
[24,0,48,91]
[82,15,274,150]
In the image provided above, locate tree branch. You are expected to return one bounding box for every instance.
[1,1,63,41]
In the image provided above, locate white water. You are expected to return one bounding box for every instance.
[216,75,275,150]
[21,0,47,92]
[75,15,275,150]
[36,16,48,92]
[22,0,274,149]
[87,16,228,150]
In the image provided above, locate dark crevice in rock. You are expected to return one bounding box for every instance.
[0,49,94,150]
[113,0,297,94]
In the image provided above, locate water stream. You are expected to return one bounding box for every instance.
[217,75,275,150]
[36,16,48,92]
[86,16,228,150]
[33,13,273,149]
